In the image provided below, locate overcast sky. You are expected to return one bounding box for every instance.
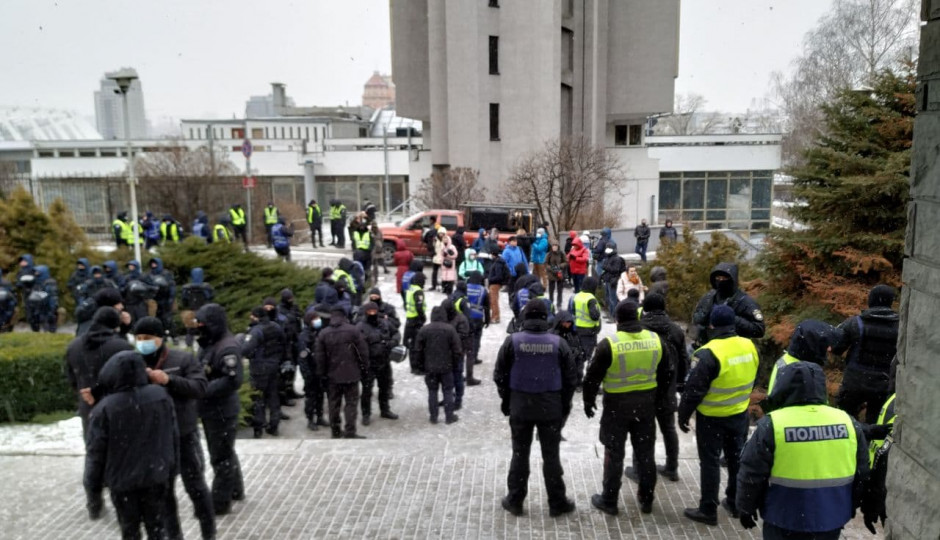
[0,0,835,122]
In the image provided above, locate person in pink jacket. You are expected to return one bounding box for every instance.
[617,265,646,306]
[440,236,458,294]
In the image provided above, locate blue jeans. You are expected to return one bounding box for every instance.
[605,283,619,318]
[635,241,648,262]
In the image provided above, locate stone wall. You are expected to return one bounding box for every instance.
[886,1,940,538]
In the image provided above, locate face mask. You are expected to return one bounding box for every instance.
[605,248,613,255]
[312,319,323,329]
[370,297,381,305]
[136,339,158,356]
[367,314,379,323]
[716,279,735,296]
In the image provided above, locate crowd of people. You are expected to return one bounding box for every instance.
[0,203,901,539]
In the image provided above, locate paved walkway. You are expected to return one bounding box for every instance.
[1,268,878,538]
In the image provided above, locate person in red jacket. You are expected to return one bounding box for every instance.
[567,236,590,293]
[393,239,414,296]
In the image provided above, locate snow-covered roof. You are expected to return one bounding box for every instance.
[0,107,102,141]
[369,108,422,137]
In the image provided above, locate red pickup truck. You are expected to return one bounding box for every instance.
[378,204,537,263]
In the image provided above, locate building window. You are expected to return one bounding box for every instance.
[488,0,499,7]
[489,103,500,141]
[489,36,499,75]
[281,127,285,138]
[629,125,642,145]
[314,127,319,142]
[561,84,573,137]
[289,127,294,139]
[562,29,574,72]
[658,171,773,231]
[189,128,193,139]
[251,128,263,139]
[614,124,644,146]
[563,0,574,17]
[305,127,310,140]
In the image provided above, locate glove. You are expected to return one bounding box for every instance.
[739,513,757,530]
[679,419,691,433]
[863,513,877,535]
[501,400,510,417]
[584,401,596,418]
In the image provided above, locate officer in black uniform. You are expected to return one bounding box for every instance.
[134,317,215,540]
[494,299,578,517]
[299,306,330,431]
[356,302,400,424]
[195,303,245,515]
[180,268,214,347]
[690,262,765,347]
[145,257,176,339]
[277,289,304,402]
[583,299,671,516]
[832,284,898,423]
[243,306,288,437]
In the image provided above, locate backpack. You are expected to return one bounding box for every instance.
[272,224,290,249]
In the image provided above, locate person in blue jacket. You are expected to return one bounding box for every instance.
[0,269,17,332]
[530,227,550,289]
[26,264,58,332]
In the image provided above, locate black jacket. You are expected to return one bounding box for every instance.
[641,309,688,410]
[143,345,207,436]
[243,319,288,377]
[648,266,668,297]
[600,254,626,285]
[582,319,672,410]
[357,317,399,367]
[487,256,510,285]
[196,304,244,419]
[65,323,135,419]
[443,299,472,353]
[552,311,586,365]
[634,224,651,243]
[84,351,179,494]
[691,262,765,345]
[736,362,869,519]
[414,307,463,374]
[832,307,899,374]
[495,318,577,421]
[315,312,369,383]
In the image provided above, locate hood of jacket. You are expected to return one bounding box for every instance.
[569,230,576,239]
[77,258,90,272]
[196,211,208,224]
[787,319,834,365]
[528,281,545,296]
[860,306,900,323]
[190,267,204,284]
[769,361,829,408]
[97,351,149,394]
[709,262,739,290]
[18,254,34,268]
[650,266,667,283]
[601,227,611,239]
[478,228,486,236]
[571,237,584,249]
[126,260,141,278]
[395,238,408,251]
[430,305,448,323]
[338,257,354,273]
[441,298,457,320]
[148,257,164,274]
[34,265,51,282]
[554,310,575,330]
[605,241,618,254]
[103,260,119,276]
[89,265,104,278]
[195,303,229,342]
[582,276,598,293]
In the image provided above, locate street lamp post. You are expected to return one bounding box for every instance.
[109,70,142,263]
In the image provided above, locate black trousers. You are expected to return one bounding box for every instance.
[328,382,360,435]
[599,395,657,506]
[431,263,441,289]
[155,302,174,338]
[354,249,372,276]
[404,320,423,372]
[576,334,597,385]
[695,411,748,515]
[633,405,679,473]
[425,372,455,421]
[452,358,465,407]
[264,224,274,247]
[251,373,280,430]
[165,431,215,540]
[309,223,324,247]
[111,483,168,540]
[361,363,393,417]
[331,222,345,248]
[548,281,563,309]
[466,330,482,380]
[837,368,890,424]
[300,361,326,421]
[506,417,567,509]
[201,413,244,513]
[232,225,247,244]
[763,523,842,540]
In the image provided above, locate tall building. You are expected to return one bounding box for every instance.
[390,0,680,224]
[94,68,148,140]
[362,71,396,109]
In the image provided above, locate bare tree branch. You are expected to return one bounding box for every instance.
[415,167,486,210]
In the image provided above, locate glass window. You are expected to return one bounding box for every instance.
[706,210,726,221]
[683,179,705,210]
[615,125,628,146]
[684,171,707,179]
[752,177,772,209]
[728,178,751,222]
[752,221,771,230]
[440,215,459,230]
[336,179,358,207]
[489,103,500,141]
[628,125,642,146]
[359,181,381,212]
[682,210,703,222]
[659,179,681,210]
[706,222,725,230]
[707,171,730,179]
[251,128,263,139]
[751,209,771,220]
[706,179,727,209]
[489,36,499,75]
[661,172,681,179]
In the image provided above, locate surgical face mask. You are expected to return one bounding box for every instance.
[136,339,158,356]
[605,248,614,255]
[312,319,323,329]
[469,254,477,260]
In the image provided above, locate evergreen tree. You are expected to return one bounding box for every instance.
[759,63,913,327]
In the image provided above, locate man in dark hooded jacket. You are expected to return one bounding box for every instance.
[765,319,834,401]
[80,265,117,304]
[277,288,304,401]
[690,262,765,347]
[243,307,287,438]
[76,288,132,337]
[832,284,898,424]
[600,241,627,319]
[624,293,686,483]
[736,362,870,539]
[103,260,125,290]
[122,260,156,323]
[0,269,16,332]
[414,306,463,424]
[67,258,91,304]
[195,303,245,515]
[26,264,59,333]
[84,351,179,536]
[316,306,369,438]
[356,302,400,424]
[298,307,329,430]
[457,272,489,385]
[66,307,135,435]
[592,227,612,275]
[443,298,471,410]
[494,299,578,517]
[648,266,668,298]
[145,257,176,339]
[133,317,214,540]
[180,268,214,347]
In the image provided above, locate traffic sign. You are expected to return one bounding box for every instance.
[242,139,253,158]
[242,176,256,189]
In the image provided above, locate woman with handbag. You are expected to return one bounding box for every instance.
[440,235,458,294]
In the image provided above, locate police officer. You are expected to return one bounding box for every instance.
[160,214,181,245]
[494,299,577,517]
[306,199,325,248]
[315,305,369,439]
[831,284,898,423]
[81,266,117,303]
[334,258,360,306]
[299,307,329,431]
[352,216,372,275]
[180,268,214,347]
[134,316,215,540]
[67,258,91,304]
[263,202,280,248]
[690,262,765,347]
[271,217,293,261]
[195,303,245,515]
[243,306,287,438]
[356,302,400,424]
[122,260,155,324]
[457,272,489,385]
[0,270,16,332]
[679,305,759,525]
[861,392,896,535]
[213,215,232,244]
[414,306,463,424]
[329,199,348,248]
[569,276,602,385]
[736,362,871,539]
[145,257,176,339]
[583,299,670,516]
[765,319,834,400]
[26,265,58,333]
[229,203,248,245]
[404,272,428,374]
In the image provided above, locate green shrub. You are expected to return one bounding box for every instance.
[0,333,74,423]
[158,237,322,331]
[238,378,259,428]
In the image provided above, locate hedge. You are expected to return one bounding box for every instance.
[0,333,74,423]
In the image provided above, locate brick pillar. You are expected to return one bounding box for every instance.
[886,1,940,538]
